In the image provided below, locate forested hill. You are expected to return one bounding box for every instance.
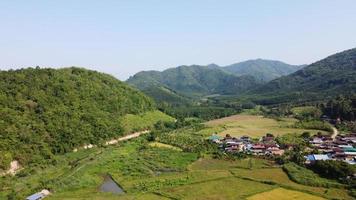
[127,65,260,98]
[249,48,356,104]
[0,67,155,166]
[126,59,302,103]
[224,59,304,82]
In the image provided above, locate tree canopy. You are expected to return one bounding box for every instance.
[0,67,155,168]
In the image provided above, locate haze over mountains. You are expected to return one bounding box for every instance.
[126,59,303,101]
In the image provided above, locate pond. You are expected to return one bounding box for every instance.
[99,175,125,194]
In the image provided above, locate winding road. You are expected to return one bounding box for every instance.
[331,127,339,139]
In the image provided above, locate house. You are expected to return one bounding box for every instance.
[310,137,323,146]
[26,189,50,200]
[26,193,45,200]
[208,134,222,144]
[240,136,251,142]
[266,147,284,156]
[224,139,245,152]
[250,144,266,155]
[305,154,330,164]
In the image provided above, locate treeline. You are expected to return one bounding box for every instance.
[0,67,155,169]
[157,99,247,120]
[320,94,356,121]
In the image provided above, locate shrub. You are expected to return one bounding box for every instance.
[283,163,344,188]
[309,160,356,181]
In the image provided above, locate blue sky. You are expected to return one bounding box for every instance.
[1,0,356,80]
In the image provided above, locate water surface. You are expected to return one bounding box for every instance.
[99,175,124,194]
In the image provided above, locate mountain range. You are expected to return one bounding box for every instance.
[127,48,356,105]
[249,48,356,104]
[126,59,304,103]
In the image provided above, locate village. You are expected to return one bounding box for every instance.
[209,131,356,165]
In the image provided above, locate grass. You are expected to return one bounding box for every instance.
[2,142,353,200]
[121,111,175,133]
[240,105,265,115]
[162,177,276,200]
[230,167,351,200]
[1,122,352,200]
[291,106,321,115]
[188,157,275,170]
[205,114,327,138]
[148,142,182,151]
[48,188,169,200]
[283,163,344,188]
[0,138,197,199]
[247,188,326,200]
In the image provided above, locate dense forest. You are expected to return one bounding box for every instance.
[0,67,155,169]
[127,65,260,98]
[126,59,302,103]
[249,48,356,105]
[321,94,356,121]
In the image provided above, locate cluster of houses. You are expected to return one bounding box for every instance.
[209,132,356,165]
[306,133,356,165]
[208,133,284,156]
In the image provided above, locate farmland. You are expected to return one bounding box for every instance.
[0,114,353,200]
[247,188,325,200]
[205,114,328,138]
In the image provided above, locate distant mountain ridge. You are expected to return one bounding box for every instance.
[249,48,356,104]
[223,59,305,82]
[126,59,303,103]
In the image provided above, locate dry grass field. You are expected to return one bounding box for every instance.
[247,188,326,200]
[205,114,327,138]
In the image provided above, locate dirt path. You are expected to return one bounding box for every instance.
[105,130,149,145]
[73,130,150,152]
[331,127,339,139]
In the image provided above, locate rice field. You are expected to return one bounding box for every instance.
[205,114,327,138]
[247,188,326,200]
[2,116,351,200]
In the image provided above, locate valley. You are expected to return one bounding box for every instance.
[1,2,356,199]
[0,49,355,200]
[1,112,354,200]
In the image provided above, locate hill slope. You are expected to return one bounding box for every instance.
[224,59,304,82]
[127,65,260,98]
[0,67,156,167]
[126,59,302,103]
[249,48,356,104]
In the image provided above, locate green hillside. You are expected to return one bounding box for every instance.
[224,59,304,82]
[249,48,356,105]
[0,67,157,167]
[126,59,303,104]
[139,85,192,105]
[127,65,260,98]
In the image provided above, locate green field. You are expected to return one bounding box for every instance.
[0,115,352,200]
[1,137,353,200]
[205,114,328,138]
